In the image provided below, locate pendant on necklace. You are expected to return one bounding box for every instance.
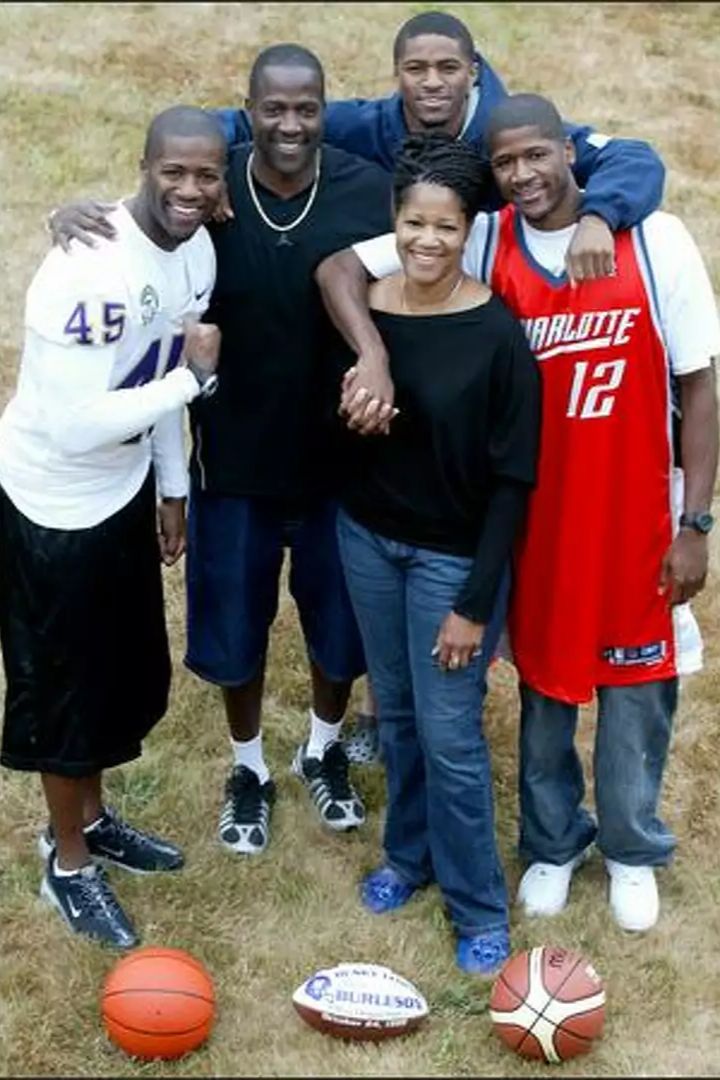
[276,233,294,248]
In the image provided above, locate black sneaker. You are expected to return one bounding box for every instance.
[291,740,365,831]
[218,765,276,855]
[40,856,139,949]
[38,808,184,874]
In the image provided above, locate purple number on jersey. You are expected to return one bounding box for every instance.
[63,301,93,345]
[117,332,185,390]
[103,302,126,343]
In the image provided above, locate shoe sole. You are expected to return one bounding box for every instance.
[218,834,268,856]
[39,874,138,949]
[37,833,183,876]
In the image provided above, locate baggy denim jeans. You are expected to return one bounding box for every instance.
[519,679,678,867]
[337,510,509,937]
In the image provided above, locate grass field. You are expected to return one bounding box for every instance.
[1,2,719,1076]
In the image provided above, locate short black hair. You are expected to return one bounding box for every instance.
[248,43,325,100]
[393,133,491,222]
[393,11,475,65]
[486,93,566,149]
[143,105,226,163]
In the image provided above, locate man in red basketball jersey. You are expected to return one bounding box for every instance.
[315,93,719,934]
[470,93,719,932]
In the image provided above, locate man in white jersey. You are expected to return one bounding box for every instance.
[315,97,719,934]
[0,105,226,949]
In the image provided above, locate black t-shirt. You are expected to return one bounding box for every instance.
[340,297,541,621]
[190,144,393,504]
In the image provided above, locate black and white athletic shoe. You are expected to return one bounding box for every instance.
[38,808,184,874]
[218,765,276,855]
[291,741,365,831]
[40,857,139,949]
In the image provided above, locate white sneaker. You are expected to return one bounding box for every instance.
[517,848,590,917]
[605,859,659,932]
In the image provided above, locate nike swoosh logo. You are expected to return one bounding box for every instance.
[67,897,82,919]
[195,289,209,301]
[101,846,126,859]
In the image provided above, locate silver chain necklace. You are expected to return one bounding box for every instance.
[245,149,321,236]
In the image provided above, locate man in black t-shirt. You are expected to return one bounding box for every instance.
[183,45,393,855]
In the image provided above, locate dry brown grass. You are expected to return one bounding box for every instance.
[1,2,719,1076]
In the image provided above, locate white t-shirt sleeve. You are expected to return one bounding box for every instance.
[640,211,720,375]
[352,233,401,279]
[26,331,199,455]
[151,408,189,499]
[461,213,492,281]
[24,249,199,455]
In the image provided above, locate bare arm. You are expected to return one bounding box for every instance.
[659,363,719,604]
[315,248,396,434]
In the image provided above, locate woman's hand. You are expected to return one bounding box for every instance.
[432,612,485,671]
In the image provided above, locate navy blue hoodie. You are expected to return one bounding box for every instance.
[213,53,664,230]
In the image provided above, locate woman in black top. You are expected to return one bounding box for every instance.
[335,135,540,976]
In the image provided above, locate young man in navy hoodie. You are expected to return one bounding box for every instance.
[213,10,664,284]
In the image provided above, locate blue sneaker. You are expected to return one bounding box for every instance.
[360,866,417,914]
[456,929,511,976]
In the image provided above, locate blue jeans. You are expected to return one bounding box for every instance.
[337,510,509,937]
[519,680,678,867]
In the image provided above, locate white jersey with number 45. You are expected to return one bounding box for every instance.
[0,203,215,530]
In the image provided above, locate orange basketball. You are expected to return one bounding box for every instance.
[490,946,605,1063]
[101,946,215,1060]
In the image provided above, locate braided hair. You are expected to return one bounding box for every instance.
[392,133,491,223]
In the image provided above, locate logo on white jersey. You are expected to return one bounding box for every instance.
[521,307,641,361]
[140,284,160,325]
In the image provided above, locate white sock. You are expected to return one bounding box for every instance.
[231,734,270,784]
[306,709,343,760]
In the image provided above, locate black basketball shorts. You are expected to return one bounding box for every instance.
[0,471,171,777]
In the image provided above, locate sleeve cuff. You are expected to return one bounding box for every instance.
[577,199,619,231]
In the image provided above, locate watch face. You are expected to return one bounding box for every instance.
[682,512,714,533]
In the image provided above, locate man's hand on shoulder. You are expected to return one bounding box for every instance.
[48,200,117,253]
[566,214,616,286]
[211,183,234,224]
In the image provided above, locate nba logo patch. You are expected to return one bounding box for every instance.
[602,641,667,666]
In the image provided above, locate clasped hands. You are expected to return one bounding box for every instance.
[340,355,397,436]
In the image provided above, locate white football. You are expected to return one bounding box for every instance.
[292,962,429,1041]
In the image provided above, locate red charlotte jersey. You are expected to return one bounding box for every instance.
[487,205,675,703]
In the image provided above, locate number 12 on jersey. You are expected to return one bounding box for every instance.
[566,359,626,420]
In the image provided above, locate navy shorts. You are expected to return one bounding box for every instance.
[184,491,366,686]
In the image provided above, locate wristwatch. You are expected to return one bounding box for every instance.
[679,511,714,535]
[186,359,218,399]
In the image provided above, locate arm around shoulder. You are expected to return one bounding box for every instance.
[566,121,665,230]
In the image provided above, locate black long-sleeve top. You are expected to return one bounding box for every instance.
[340,295,541,622]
